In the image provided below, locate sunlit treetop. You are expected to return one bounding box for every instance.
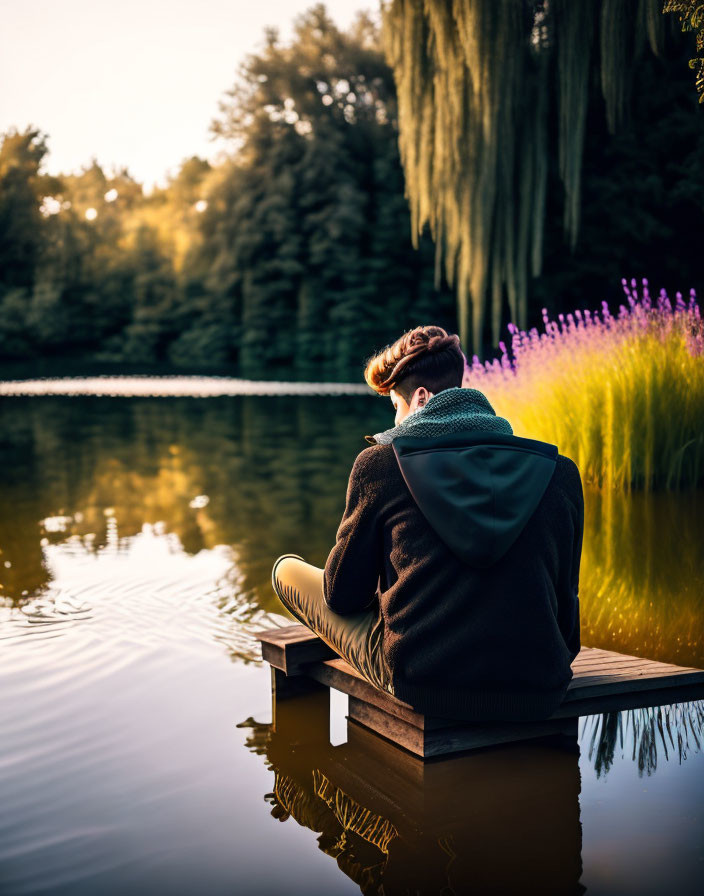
[210,4,397,165]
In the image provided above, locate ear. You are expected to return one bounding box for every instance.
[409,387,425,412]
[416,387,434,409]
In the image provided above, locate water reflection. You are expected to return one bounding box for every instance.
[1,395,703,667]
[239,689,586,895]
[0,395,390,621]
[1,393,703,893]
[580,702,704,777]
[240,689,704,893]
[580,485,704,666]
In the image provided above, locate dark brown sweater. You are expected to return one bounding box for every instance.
[322,437,584,722]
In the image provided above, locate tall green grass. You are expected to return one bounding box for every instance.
[465,279,704,491]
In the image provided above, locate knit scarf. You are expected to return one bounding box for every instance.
[365,386,513,445]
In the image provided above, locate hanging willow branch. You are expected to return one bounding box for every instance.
[663,1,704,102]
[379,0,670,354]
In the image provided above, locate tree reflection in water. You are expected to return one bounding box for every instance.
[0,395,703,668]
[580,702,704,778]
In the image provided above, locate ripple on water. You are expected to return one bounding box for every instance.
[0,524,286,768]
[0,523,287,893]
[1,526,285,668]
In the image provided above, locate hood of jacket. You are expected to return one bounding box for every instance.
[365,387,558,568]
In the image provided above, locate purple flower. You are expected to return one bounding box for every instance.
[467,278,701,374]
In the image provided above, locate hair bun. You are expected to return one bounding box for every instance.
[363,325,464,395]
[427,333,460,353]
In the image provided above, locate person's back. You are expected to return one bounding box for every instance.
[323,426,583,722]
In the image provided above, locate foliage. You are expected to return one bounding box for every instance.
[378,0,697,354]
[0,3,703,379]
[0,6,455,378]
[663,0,704,102]
[465,278,704,490]
[199,3,455,377]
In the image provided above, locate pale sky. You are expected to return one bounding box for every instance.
[0,0,377,191]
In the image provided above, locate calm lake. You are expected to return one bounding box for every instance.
[1,391,703,895]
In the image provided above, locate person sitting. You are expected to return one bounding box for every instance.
[271,324,584,722]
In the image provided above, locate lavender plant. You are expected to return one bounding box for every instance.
[464,279,704,491]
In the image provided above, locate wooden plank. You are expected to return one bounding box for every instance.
[256,626,470,730]
[573,656,666,671]
[307,652,704,723]
[306,658,426,727]
[256,624,662,677]
[254,624,337,674]
[567,664,704,686]
[257,623,704,683]
[347,695,580,758]
[348,696,424,755]
[306,657,464,730]
[550,680,704,718]
[572,646,704,670]
[253,623,313,645]
[573,655,703,673]
[568,670,704,687]
[568,670,694,687]
[348,680,704,756]
[563,673,704,702]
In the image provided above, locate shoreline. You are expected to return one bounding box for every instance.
[0,375,373,397]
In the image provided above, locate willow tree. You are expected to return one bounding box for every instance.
[664,1,704,102]
[379,0,692,354]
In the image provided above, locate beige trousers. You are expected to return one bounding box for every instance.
[271,553,394,695]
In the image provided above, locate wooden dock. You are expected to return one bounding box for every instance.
[254,623,704,759]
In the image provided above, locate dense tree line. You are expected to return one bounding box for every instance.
[0,3,702,379]
[0,7,456,381]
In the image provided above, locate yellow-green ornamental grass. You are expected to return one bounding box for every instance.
[466,278,704,492]
[464,279,704,663]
